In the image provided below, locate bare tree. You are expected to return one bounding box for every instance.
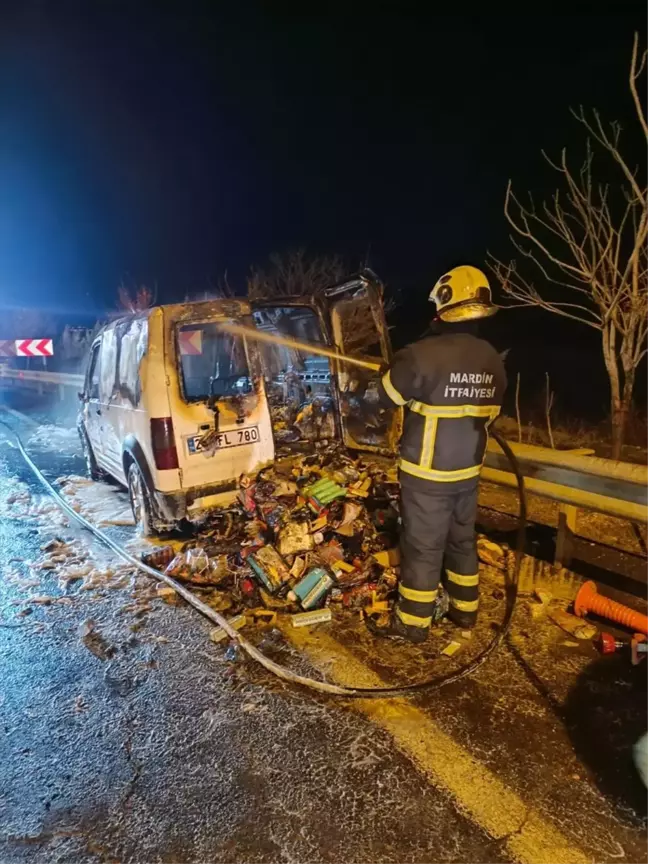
[247,249,349,301]
[247,249,394,355]
[117,281,156,313]
[489,34,647,459]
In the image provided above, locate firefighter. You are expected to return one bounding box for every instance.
[368,266,507,643]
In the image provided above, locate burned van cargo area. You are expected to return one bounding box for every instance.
[251,303,391,449]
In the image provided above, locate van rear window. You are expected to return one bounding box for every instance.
[177,322,251,402]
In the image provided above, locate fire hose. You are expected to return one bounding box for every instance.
[0,413,525,699]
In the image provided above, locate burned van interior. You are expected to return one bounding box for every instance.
[251,305,336,444]
[253,299,395,451]
[174,276,399,454]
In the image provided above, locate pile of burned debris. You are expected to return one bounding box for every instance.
[142,445,402,635]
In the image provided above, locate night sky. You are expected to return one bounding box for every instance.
[0,2,645,415]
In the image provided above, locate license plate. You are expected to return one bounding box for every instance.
[186,425,260,455]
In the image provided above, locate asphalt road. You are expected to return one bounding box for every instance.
[0,396,646,864]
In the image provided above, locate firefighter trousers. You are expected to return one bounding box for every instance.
[396,478,480,635]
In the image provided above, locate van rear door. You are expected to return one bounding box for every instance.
[325,272,401,453]
[164,303,275,494]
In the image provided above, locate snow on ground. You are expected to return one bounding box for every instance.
[0,471,144,606]
[28,423,83,454]
[52,474,170,576]
[0,476,70,532]
[56,474,135,527]
[0,472,134,531]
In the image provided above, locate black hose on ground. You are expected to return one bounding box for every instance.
[0,417,526,698]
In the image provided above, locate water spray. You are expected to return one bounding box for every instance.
[216,320,382,372]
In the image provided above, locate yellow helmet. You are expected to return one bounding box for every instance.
[429,265,497,322]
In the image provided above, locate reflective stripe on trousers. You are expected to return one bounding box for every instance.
[446,569,479,614]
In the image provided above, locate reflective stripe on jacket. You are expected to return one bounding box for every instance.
[378,332,507,483]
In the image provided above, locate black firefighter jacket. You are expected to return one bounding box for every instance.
[378,331,507,485]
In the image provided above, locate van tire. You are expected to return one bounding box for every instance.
[127,462,160,537]
[80,428,103,482]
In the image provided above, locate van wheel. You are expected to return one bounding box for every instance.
[127,462,160,537]
[80,428,103,481]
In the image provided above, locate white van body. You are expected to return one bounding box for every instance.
[78,276,398,534]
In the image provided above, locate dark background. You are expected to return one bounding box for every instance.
[0,1,645,419]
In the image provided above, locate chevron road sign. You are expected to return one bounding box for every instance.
[15,339,54,357]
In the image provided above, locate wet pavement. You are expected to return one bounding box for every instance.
[0,397,646,864]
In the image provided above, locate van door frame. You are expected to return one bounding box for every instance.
[323,270,400,453]
[323,270,393,363]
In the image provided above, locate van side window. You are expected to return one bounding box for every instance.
[99,328,118,403]
[87,345,100,400]
[117,318,148,406]
[177,323,250,402]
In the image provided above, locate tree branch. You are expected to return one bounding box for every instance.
[630,32,648,140]
[488,256,602,329]
[572,106,645,202]
[504,181,591,280]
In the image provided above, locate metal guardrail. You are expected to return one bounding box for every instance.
[484,438,647,522]
[486,438,646,486]
[483,436,647,570]
[0,367,84,388]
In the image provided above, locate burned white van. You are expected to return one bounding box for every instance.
[78,273,398,534]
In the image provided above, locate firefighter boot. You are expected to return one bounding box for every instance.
[448,606,478,630]
[365,610,429,644]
